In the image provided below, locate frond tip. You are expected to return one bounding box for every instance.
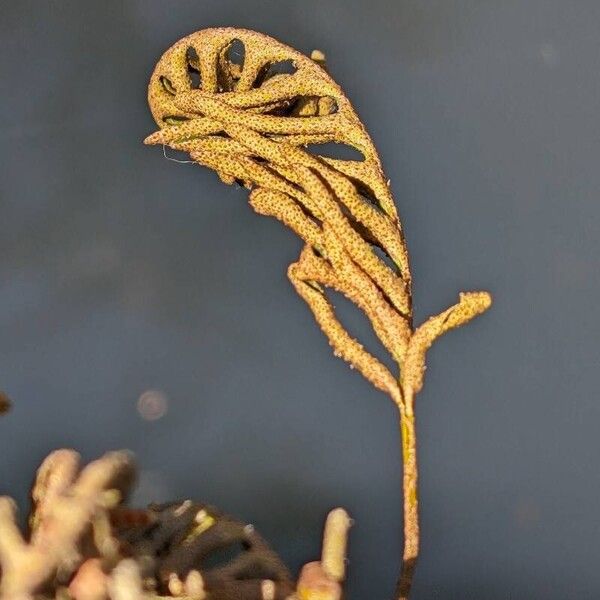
[402,291,492,394]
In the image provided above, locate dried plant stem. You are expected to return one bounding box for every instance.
[397,397,419,600]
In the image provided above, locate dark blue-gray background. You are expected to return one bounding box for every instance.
[1,2,598,598]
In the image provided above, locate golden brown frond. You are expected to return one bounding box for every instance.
[145,27,492,599]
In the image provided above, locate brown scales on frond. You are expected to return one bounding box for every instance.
[145,27,491,599]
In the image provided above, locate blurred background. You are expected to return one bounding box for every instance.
[1,2,599,598]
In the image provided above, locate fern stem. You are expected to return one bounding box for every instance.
[396,396,419,600]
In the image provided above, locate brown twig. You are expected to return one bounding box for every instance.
[0,391,11,415]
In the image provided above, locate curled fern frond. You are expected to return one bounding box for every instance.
[145,27,492,599]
